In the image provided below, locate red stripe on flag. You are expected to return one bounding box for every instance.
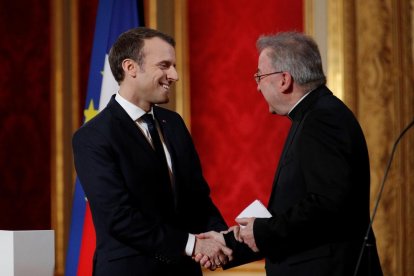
[77,203,96,276]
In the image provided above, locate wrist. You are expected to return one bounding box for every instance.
[186,234,196,256]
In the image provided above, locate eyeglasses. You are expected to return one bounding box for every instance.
[253,71,283,84]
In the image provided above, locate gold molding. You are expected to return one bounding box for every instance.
[174,0,191,128]
[147,0,191,128]
[326,0,345,102]
[147,0,158,29]
[51,0,79,275]
[50,0,64,272]
[325,0,357,110]
[304,0,314,36]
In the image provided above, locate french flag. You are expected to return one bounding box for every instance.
[65,1,141,275]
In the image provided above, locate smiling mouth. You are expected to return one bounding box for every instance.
[161,83,170,90]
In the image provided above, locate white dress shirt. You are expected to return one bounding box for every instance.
[115,93,195,256]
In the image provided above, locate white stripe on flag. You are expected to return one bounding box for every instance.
[99,54,119,111]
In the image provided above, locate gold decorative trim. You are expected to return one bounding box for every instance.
[174,0,191,128]
[327,0,345,102]
[147,0,157,29]
[145,0,191,128]
[51,0,79,275]
[51,1,65,274]
[304,0,314,36]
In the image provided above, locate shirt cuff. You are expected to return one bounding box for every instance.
[185,233,196,256]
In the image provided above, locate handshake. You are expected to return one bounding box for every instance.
[192,217,258,271]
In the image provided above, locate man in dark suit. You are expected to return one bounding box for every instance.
[72,27,232,276]
[197,32,383,275]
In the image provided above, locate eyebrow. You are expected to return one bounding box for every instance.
[157,60,175,67]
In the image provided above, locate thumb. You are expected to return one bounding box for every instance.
[235,217,249,226]
[196,233,208,239]
[221,246,233,260]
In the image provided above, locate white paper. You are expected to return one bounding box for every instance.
[236,199,272,219]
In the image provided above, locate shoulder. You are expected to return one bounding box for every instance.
[73,107,113,144]
[305,87,358,128]
[154,105,181,118]
[301,91,365,149]
[154,106,186,125]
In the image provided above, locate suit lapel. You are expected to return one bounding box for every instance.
[153,108,180,207]
[107,96,155,156]
[153,108,176,170]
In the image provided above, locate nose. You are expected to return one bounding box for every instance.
[167,66,179,82]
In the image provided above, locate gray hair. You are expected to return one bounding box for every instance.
[256,32,326,91]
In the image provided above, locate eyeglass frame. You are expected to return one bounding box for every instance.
[253,71,283,84]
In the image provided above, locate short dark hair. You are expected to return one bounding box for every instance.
[108,27,176,83]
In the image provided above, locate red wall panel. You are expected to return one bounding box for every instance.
[188,0,303,224]
[0,0,51,229]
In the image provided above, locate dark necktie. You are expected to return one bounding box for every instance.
[141,113,176,206]
[141,113,169,166]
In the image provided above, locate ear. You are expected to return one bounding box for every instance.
[281,72,293,94]
[121,59,137,78]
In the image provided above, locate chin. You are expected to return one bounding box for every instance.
[157,97,169,104]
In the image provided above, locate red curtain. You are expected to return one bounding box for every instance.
[0,0,51,229]
[188,0,303,225]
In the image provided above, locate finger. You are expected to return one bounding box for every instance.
[201,260,210,268]
[221,246,233,259]
[203,260,212,269]
[214,257,222,267]
[233,226,242,242]
[194,253,204,262]
[218,254,228,265]
[228,225,238,231]
[199,255,210,266]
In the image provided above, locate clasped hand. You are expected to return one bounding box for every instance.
[193,217,258,271]
[192,231,232,271]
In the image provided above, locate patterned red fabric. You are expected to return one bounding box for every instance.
[0,0,51,229]
[188,0,303,224]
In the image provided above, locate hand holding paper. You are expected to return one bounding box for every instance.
[236,199,272,227]
[233,199,272,252]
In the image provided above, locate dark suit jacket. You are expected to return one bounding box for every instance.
[225,86,382,276]
[73,96,227,276]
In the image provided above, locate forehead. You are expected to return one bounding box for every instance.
[258,48,273,71]
[142,37,176,61]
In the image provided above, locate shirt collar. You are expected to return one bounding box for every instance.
[288,90,312,116]
[115,93,153,121]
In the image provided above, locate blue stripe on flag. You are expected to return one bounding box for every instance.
[65,179,87,276]
[66,0,141,275]
[107,1,139,52]
[84,0,114,107]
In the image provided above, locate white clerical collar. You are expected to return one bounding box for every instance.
[288,90,313,115]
